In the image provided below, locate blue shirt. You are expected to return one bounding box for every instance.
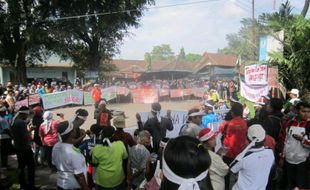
[201,113,219,131]
[79,137,101,163]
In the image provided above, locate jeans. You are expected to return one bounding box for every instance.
[16,148,35,188]
[34,143,44,164]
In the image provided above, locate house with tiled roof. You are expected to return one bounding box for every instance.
[194,52,238,80]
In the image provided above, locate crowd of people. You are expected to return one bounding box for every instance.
[0,78,309,190]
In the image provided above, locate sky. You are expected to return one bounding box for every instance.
[115,0,306,60]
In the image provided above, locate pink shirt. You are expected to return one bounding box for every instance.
[39,120,59,147]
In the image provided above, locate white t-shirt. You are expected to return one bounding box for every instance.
[52,142,87,189]
[231,147,274,190]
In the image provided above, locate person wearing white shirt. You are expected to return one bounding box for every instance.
[52,121,89,190]
[230,124,274,190]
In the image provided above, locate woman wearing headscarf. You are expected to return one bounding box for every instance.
[39,111,59,171]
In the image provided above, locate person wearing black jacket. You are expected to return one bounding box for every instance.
[32,106,44,166]
[143,103,173,153]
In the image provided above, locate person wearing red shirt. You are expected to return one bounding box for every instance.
[91,84,101,109]
[221,102,247,190]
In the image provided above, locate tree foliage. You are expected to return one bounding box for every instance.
[178,47,186,60]
[185,53,202,63]
[149,44,175,61]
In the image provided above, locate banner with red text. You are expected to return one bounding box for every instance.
[159,89,170,97]
[240,81,269,102]
[245,64,268,85]
[170,89,183,98]
[42,90,83,110]
[131,89,158,103]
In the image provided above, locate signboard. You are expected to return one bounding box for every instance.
[240,81,269,102]
[259,31,284,63]
[101,86,117,101]
[131,89,158,103]
[83,92,93,105]
[268,67,279,88]
[42,90,83,110]
[245,64,268,85]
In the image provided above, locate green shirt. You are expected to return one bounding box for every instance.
[92,141,128,188]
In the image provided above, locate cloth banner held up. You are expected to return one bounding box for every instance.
[240,81,269,102]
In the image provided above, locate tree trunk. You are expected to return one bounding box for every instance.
[301,0,310,17]
[16,43,27,85]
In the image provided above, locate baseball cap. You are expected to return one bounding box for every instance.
[112,116,126,129]
[247,124,266,142]
[199,128,216,142]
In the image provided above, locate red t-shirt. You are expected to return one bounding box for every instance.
[223,117,248,159]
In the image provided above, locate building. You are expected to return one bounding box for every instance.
[0,56,76,85]
[194,52,238,80]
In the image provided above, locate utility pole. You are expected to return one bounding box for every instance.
[252,0,256,63]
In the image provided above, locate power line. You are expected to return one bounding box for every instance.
[49,0,223,21]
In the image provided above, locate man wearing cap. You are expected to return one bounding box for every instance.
[52,121,89,190]
[91,84,101,109]
[230,124,274,190]
[113,116,136,148]
[179,108,204,138]
[199,128,229,190]
[202,101,219,131]
[143,103,173,153]
[10,106,37,190]
[72,109,88,146]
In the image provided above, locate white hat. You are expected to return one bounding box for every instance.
[289,89,299,97]
[188,111,205,117]
[112,116,126,129]
[247,124,266,142]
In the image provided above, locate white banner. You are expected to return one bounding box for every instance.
[240,81,269,102]
[42,90,84,110]
[245,64,268,85]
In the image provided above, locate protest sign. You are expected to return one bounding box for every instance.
[83,92,93,105]
[28,94,41,105]
[15,99,29,110]
[240,81,269,102]
[42,90,83,109]
[101,86,117,101]
[170,89,183,98]
[159,89,170,97]
[183,89,193,97]
[131,89,158,103]
[245,64,268,85]
[116,87,130,96]
[268,67,279,88]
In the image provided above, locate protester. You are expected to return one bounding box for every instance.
[0,106,11,168]
[39,111,59,171]
[127,130,151,189]
[91,84,102,109]
[92,126,128,190]
[221,102,247,189]
[32,105,44,166]
[199,128,229,190]
[242,103,250,120]
[230,124,275,190]
[10,106,37,190]
[143,103,173,153]
[113,116,136,148]
[5,89,15,108]
[72,108,88,146]
[96,100,112,127]
[179,108,204,138]
[280,101,310,189]
[202,102,219,130]
[52,121,89,190]
[160,136,213,190]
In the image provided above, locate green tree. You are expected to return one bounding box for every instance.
[185,53,202,63]
[0,0,50,84]
[144,52,152,71]
[218,18,262,64]
[178,47,186,60]
[44,0,154,71]
[150,44,175,61]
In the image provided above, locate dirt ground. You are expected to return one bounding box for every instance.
[51,100,201,129]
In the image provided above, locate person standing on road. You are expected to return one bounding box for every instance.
[52,121,89,190]
[92,84,102,109]
[11,106,38,190]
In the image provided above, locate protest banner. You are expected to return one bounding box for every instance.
[15,99,29,110]
[83,92,93,105]
[131,89,158,103]
[42,90,84,109]
[116,86,130,96]
[245,64,268,85]
[159,89,170,97]
[101,86,117,101]
[240,81,269,102]
[183,89,193,97]
[170,89,183,98]
[193,88,205,98]
[28,94,41,105]
[268,67,279,88]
